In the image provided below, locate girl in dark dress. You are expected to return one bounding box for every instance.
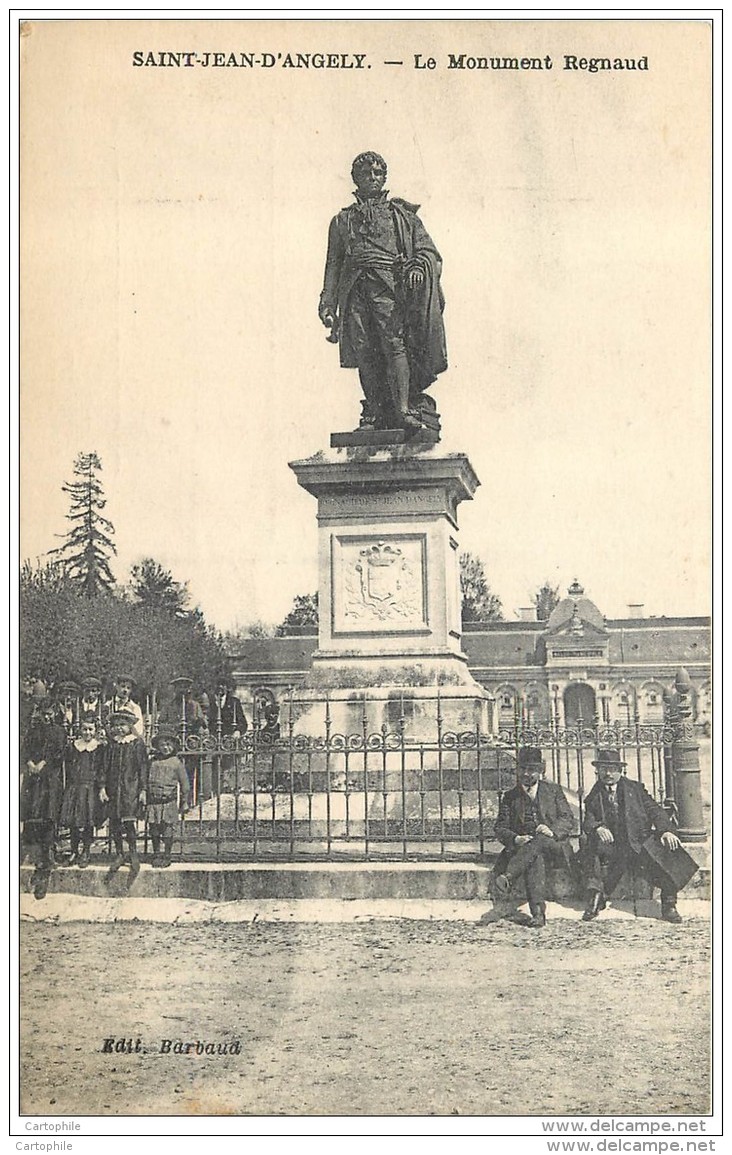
[59,718,103,867]
[99,710,148,880]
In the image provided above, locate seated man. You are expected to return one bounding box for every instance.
[580,749,683,923]
[493,747,576,928]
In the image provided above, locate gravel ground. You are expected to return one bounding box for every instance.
[20,917,710,1118]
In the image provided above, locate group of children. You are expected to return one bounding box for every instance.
[21,674,197,901]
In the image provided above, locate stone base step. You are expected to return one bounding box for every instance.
[20,854,710,902]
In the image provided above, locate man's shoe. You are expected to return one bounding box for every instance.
[582,891,607,922]
[662,903,683,924]
[77,851,90,869]
[493,874,511,898]
[160,854,172,869]
[128,852,141,881]
[151,854,164,868]
[527,905,547,928]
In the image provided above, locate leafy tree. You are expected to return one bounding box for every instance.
[245,620,275,639]
[49,452,116,596]
[276,593,319,636]
[129,557,190,618]
[20,557,227,705]
[459,552,503,623]
[534,581,561,622]
[222,621,276,651]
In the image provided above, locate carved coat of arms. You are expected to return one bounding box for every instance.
[343,539,420,623]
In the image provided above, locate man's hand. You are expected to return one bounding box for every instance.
[406,268,425,290]
[514,834,533,846]
[596,825,614,844]
[99,787,109,803]
[231,730,241,740]
[536,824,554,838]
[660,831,681,851]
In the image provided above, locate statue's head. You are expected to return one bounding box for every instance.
[351,151,387,197]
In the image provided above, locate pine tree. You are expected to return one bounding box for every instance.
[50,452,116,596]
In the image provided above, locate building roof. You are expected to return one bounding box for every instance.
[545,580,607,634]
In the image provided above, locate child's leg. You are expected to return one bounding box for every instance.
[161,821,174,867]
[149,822,161,856]
[68,826,81,863]
[78,827,93,866]
[32,822,55,899]
[124,820,140,877]
[106,819,126,874]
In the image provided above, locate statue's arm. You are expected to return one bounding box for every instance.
[319,215,345,324]
[406,214,443,277]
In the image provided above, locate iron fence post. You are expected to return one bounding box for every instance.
[661,686,677,820]
[670,668,707,841]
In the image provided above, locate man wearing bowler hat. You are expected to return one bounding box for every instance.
[581,749,683,923]
[493,747,576,928]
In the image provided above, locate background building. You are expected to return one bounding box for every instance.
[229,581,711,734]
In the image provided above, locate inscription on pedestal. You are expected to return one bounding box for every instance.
[320,489,445,520]
[332,534,428,635]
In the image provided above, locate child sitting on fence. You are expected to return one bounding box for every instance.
[146,726,188,868]
[59,717,104,867]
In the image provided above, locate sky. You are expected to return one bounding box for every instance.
[20,17,711,632]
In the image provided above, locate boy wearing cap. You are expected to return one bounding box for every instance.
[99,709,148,880]
[163,676,207,733]
[581,749,682,923]
[146,727,188,867]
[493,747,576,928]
[79,675,105,737]
[55,680,80,737]
[104,675,144,738]
[162,677,207,802]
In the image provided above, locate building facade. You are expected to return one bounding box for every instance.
[229,582,711,734]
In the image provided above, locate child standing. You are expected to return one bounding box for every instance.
[99,709,148,880]
[79,675,105,739]
[59,718,103,867]
[21,698,66,899]
[146,726,188,867]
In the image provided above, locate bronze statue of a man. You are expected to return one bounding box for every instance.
[319,152,447,433]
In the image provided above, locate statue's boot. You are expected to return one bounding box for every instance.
[388,354,421,432]
[357,363,383,429]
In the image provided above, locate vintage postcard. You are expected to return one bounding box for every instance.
[15,14,716,1140]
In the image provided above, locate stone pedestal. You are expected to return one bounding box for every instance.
[288,441,493,739]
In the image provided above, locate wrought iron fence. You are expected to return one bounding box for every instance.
[147,697,682,862]
[43,692,692,864]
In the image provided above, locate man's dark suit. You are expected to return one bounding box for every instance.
[207,692,248,797]
[208,693,248,736]
[581,775,677,901]
[494,779,576,908]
